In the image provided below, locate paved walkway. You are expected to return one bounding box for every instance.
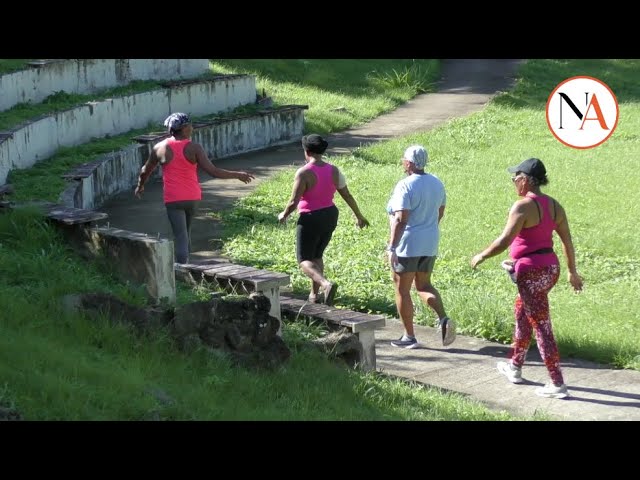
[101,59,640,421]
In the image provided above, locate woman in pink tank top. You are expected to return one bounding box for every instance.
[278,134,369,305]
[134,113,255,264]
[470,158,583,399]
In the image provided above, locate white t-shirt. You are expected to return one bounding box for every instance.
[386,172,446,257]
[336,168,347,189]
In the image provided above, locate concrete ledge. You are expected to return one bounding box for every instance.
[0,59,211,112]
[64,224,176,305]
[59,143,151,210]
[134,105,309,159]
[1,201,173,304]
[58,106,308,210]
[0,74,257,185]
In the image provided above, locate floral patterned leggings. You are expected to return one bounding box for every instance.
[511,265,564,385]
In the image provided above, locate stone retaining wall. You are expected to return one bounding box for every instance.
[0,74,257,185]
[0,59,211,112]
[59,105,308,210]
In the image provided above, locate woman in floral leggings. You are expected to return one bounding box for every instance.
[470,158,583,399]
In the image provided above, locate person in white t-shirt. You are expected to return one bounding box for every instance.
[385,145,456,349]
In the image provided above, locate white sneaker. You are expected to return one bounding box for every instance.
[535,383,570,399]
[390,335,420,349]
[497,361,523,384]
[437,317,457,346]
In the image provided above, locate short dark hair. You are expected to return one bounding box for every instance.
[302,134,328,154]
[521,172,549,186]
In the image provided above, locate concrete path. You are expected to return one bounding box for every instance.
[379,318,640,421]
[100,59,640,421]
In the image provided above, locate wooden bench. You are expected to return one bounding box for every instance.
[43,204,109,225]
[0,200,109,224]
[279,296,386,372]
[175,258,291,331]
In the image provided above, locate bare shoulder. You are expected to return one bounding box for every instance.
[153,138,169,152]
[509,197,536,217]
[512,197,533,209]
[547,194,563,210]
[295,165,311,177]
[183,140,201,153]
[549,195,567,222]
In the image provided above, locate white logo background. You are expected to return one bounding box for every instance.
[546,76,619,149]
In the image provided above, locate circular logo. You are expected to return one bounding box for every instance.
[546,76,619,149]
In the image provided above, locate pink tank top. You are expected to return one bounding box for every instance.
[162,139,202,204]
[510,193,559,273]
[297,163,336,213]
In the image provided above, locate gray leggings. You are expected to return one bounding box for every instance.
[165,200,199,264]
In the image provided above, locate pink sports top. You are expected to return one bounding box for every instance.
[297,163,336,213]
[162,139,201,204]
[509,193,559,274]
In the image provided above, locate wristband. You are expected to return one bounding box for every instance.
[386,245,396,253]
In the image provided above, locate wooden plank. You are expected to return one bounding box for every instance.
[212,265,261,278]
[280,295,386,331]
[202,264,248,276]
[45,205,108,225]
[280,295,305,305]
[246,271,290,282]
[340,315,386,332]
[228,270,268,281]
[231,270,289,286]
[252,278,291,289]
[190,257,230,266]
[322,310,369,322]
[183,259,230,272]
[282,302,336,317]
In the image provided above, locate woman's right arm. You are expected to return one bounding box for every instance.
[554,202,583,292]
[194,143,254,183]
[278,169,306,223]
[135,146,159,197]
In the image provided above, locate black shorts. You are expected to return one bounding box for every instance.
[296,205,339,263]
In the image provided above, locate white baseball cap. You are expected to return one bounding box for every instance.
[403,145,428,169]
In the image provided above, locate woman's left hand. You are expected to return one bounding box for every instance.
[356,217,370,229]
[470,254,485,269]
[386,250,398,268]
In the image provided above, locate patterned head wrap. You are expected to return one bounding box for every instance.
[163,112,191,134]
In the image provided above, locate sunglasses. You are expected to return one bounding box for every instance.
[511,173,524,183]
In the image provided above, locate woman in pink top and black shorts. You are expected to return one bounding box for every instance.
[471,158,583,399]
[278,134,369,305]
